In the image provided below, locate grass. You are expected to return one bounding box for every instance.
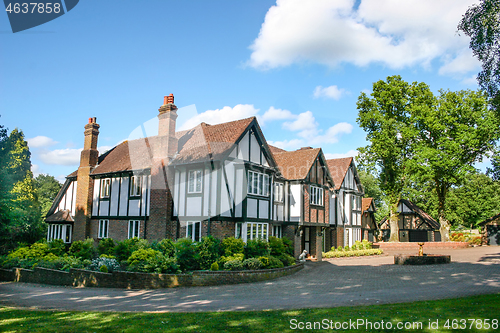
[0,293,499,332]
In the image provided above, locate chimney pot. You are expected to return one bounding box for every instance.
[88,118,92,124]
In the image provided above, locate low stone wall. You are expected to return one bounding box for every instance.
[374,242,470,250]
[0,263,303,289]
[394,254,451,265]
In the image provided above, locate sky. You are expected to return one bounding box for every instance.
[0,0,486,182]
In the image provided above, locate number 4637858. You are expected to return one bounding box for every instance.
[5,3,61,14]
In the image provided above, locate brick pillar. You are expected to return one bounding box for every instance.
[316,226,323,261]
[74,118,99,241]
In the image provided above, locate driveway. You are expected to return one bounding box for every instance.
[0,246,499,312]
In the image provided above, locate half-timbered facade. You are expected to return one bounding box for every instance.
[361,198,377,242]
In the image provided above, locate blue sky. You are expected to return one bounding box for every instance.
[0,0,485,181]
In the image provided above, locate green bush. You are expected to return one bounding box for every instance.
[282,237,294,256]
[352,240,362,250]
[48,239,66,256]
[210,262,219,271]
[258,255,284,269]
[99,265,108,273]
[224,260,244,271]
[197,236,222,270]
[362,239,372,249]
[151,239,175,258]
[344,245,350,251]
[174,238,200,272]
[336,246,343,251]
[127,248,179,274]
[242,257,262,270]
[98,238,116,257]
[322,249,383,258]
[36,256,90,272]
[218,253,244,267]
[89,257,121,272]
[277,253,296,267]
[221,237,244,256]
[114,238,150,262]
[68,238,97,260]
[8,242,51,260]
[244,239,270,258]
[269,236,285,256]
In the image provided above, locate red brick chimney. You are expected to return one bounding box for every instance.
[158,93,178,159]
[74,117,100,241]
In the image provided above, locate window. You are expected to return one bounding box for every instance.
[186,221,201,242]
[130,176,142,197]
[310,185,324,206]
[98,220,109,238]
[47,224,72,243]
[274,183,284,202]
[188,170,203,193]
[100,178,111,198]
[235,222,243,239]
[272,225,282,238]
[128,220,141,239]
[247,171,269,196]
[246,222,269,241]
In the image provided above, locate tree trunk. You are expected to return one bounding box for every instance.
[439,215,451,242]
[389,201,399,242]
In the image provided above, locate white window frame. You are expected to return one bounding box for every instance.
[128,220,141,239]
[235,222,243,239]
[247,170,269,197]
[47,224,72,243]
[272,225,282,238]
[246,222,269,241]
[98,219,109,238]
[130,175,142,197]
[310,185,324,206]
[274,183,284,202]
[188,170,203,194]
[100,178,111,198]
[186,221,201,242]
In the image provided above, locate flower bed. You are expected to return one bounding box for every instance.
[322,248,383,258]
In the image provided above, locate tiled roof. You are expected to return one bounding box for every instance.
[45,209,74,223]
[326,157,353,190]
[273,148,321,180]
[362,198,375,212]
[268,145,287,154]
[400,199,440,229]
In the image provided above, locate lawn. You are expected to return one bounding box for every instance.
[0,293,498,332]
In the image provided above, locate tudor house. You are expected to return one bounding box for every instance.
[45,95,370,258]
[326,157,364,248]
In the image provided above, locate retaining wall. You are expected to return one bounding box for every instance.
[0,263,303,289]
[373,242,470,250]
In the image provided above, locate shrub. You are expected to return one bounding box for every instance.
[197,236,222,270]
[337,246,344,251]
[277,253,295,267]
[218,253,244,267]
[224,260,244,271]
[221,237,244,256]
[68,238,97,260]
[269,236,285,256]
[344,245,350,251]
[89,257,121,272]
[97,238,116,257]
[100,265,108,273]
[151,239,175,258]
[7,242,51,260]
[258,255,284,269]
[243,257,263,270]
[174,238,200,272]
[362,239,372,249]
[114,238,150,262]
[322,249,383,258]
[281,237,294,256]
[37,256,89,272]
[127,248,179,274]
[244,239,270,258]
[48,239,66,256]
[352,240,362,250]
[469,236,482,246]
[210,262,219,271]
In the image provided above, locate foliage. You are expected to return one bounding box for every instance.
[281,237,294,256]
[223,259,244,271]
[151,238,175,258]
[361,239,372,249]
[244,238,270,258]
[242,257,263,270]
[218,253,244,267]
[89,257,121,273]
[277,253,295,267]
[257,256,283,269]
[33,174,61,218]
[268,236,285,256]
[323,249,383,258]
[210,261,219,271]
[68,238,97,260]
[174,238,200,272]
[221,237,244,256]
[7,242,52,260]
[99,265,108,273]
[196,236,222,270]
[458,0,500,107]
[97,238,116,257]
[114,237,149,262]
[127,248,179,274]
[47,239,66,256]
[358,170,384,208]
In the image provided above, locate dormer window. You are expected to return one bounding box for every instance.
[188,170,202,193]
[100,178,111,198]
[310,185,323,206]
[247,170,269,197]
[130,176,142,197]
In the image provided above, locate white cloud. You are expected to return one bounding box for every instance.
[267,139,305,151]
[27,136,57,148]
[38,148,82,166]
[31,164,41,177]
[260,106,296,125]
[313,85,346,100]
[324,150,359,159]
[283,111,318,138]
[249,0,478,77]
[178,104,259,131]
[438,50,481,76]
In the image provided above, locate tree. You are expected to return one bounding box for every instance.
[34,174,62,217]
[356,75,433,242]
[458,0,500,107]
[487,150,500,181]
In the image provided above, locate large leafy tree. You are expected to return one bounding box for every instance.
[356,75,433,242]
[34,174,62,217]
[410,89,499,241]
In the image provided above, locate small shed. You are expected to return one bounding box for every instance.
[479,213,500,246]
[379,199,440,242]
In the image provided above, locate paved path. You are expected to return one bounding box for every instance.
[1,246,499,313]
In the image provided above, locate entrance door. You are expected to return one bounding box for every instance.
[304,227,311,253]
